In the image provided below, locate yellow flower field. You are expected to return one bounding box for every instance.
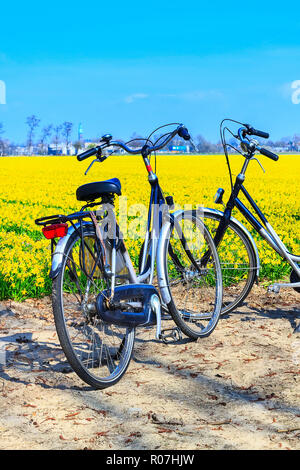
[0,153,298,299]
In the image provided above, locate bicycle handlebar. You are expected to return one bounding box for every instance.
[77,146,100,161]
[257,146,279,161]
[244,124,269,139]
[237,126,279,162]
[178,126,191,141]
[77,124,190,162]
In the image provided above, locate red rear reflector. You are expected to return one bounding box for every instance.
[42,223,68,239]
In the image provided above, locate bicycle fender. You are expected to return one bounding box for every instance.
[156,210,184,305]
[49,222,93,279]
[202,207,260,278]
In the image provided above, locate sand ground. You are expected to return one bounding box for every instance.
[0,285,299,450]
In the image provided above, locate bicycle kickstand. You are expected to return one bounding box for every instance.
[159,327,183,344]
[268,281,300,294]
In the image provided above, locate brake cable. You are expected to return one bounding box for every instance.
[145,123,183,174]
[220,118,247,190]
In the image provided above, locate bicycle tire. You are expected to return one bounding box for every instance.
[52,224,135,389]
[202,210,257,314]
[161,210,223,339]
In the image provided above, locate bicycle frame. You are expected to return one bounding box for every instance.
[213,159,300,290]
[47,159,182,340]
[138,180,166,282]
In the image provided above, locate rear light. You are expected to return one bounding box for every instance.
[42,223,68,239]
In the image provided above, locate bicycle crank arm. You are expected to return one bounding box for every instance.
[150,294,162,340]
[268,281,300,293]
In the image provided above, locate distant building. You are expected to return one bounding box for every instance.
[288,140,298,152]
[169,145,190,153]
[14,145,27,155]
[83,140,98,149]
[78,123,83,141]
[48,145,62,156]
[48,143,76,155]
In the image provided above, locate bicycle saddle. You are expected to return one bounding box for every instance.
[76,178,122,202]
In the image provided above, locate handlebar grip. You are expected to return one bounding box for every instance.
[77,147,98,161]
[259,147,279,161]
[178,126,191,141]
[248,127,269,139]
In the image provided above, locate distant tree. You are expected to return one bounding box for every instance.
[86,143,97,149]
[26,115,40,155]
[39,125,53,155]
[128,132,145,148]
[293,134,300,145]
[152,133,172,148]
[273,139,287,149]
[0,123,4,155]
[215,140,224,153]
[62,121,73,155]
[7,141,16,155]
[265,139,275,148]
[195,134,218,153]
[195,135,210,153]
[73,140,84,154]
[53,125,62,155]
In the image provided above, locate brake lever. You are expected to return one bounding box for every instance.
[84,156,107,175]
[249,156,266,173]
[247,139,266,173]
[189,137,197,152]
[84,158,100,175]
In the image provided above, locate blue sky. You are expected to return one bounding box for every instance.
[1,0,300,143]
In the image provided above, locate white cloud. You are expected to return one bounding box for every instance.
[157,89,223,101]
[124,93,148,104]
[180,90,223,101]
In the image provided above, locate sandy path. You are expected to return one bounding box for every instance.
[0,286,299,450]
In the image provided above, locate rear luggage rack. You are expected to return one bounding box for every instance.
[35,211,97,227]
[35,214,68,226]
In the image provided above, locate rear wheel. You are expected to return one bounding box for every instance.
[290,265,300,293]
[52,225,135,389]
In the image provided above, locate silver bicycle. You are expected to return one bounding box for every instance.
[35,124,223,389]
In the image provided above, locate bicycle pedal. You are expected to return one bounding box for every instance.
[267,284,280,294]
[159,327,183,344]
[293,323,300,334]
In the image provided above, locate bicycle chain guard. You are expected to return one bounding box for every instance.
[96,284,161,328]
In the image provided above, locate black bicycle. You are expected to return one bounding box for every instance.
[35,123,223,389]
[200,118,300,315]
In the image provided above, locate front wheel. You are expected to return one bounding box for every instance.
[201,211,258,314]
[52,225,135,389]
[161,211,223,339]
